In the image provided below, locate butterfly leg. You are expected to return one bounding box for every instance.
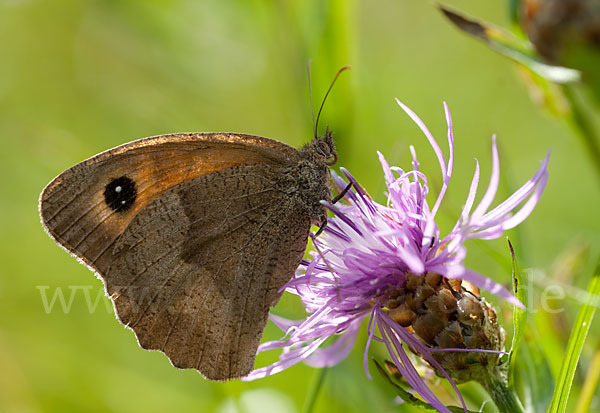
[314,219,328,237]
[315,181,353,237]
[332,181,352,204]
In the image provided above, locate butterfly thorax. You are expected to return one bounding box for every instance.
[292,132,337,225]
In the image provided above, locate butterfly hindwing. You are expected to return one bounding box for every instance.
[106,164,310,379]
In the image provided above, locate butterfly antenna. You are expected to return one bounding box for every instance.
[314,65,351,138]
[307,60,317,139]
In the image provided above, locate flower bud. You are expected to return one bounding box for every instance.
[521,0,600,64]
[385,272,505,383]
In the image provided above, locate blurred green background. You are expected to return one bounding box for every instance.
[1,0,599,412]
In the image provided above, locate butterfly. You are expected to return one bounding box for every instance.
[39,129,339,380]
[39,66,350,380]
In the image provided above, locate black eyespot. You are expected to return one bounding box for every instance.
[104,176,137,212]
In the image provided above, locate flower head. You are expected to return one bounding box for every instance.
[244,101,550,412]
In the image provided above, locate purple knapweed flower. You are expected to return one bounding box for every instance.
[244,100,550,412]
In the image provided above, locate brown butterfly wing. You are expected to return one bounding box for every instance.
[39,133,309,379]
[106,164,310,379]
[40,133,299,270]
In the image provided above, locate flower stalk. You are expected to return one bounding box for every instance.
[302,367,328,413]
[482,369,526,413]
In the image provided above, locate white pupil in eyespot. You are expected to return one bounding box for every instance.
[121,200,126,204]
[115,186,122,193]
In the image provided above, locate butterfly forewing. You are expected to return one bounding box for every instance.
[40,133,299,270]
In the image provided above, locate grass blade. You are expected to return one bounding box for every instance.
[438,6,580,83]
[507,238,527,387]
[574,348,600,413]
[547,260,600,413]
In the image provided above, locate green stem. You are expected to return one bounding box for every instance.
[302,368,328,413]
[482,370,526,413]
[562,84,600,180]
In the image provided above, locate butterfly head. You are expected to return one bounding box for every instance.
[306,126,337,166]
